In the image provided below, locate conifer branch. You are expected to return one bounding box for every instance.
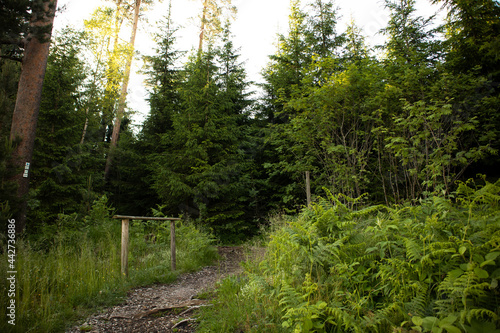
[0,37,25,48]
[0,54,23,62]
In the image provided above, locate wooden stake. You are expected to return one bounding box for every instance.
[121,219,129,277]
[171,220,176,271]
[306,171,311,206]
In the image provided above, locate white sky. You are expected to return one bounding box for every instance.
[53,0,443,128]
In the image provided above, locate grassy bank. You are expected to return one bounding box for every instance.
[0,197,217,333]
[197,179,500,332]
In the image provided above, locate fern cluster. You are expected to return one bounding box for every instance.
[235,179,500,332]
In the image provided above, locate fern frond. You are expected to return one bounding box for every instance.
[404,283,429,317]
[350,204,388,219]
[465,308,499,323]
[326,306,358,332]
[404,238,423,262]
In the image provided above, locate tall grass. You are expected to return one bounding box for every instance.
[0,196,217,333]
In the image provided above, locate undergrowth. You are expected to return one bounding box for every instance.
[0,196,217,333]
[197,178,500,332]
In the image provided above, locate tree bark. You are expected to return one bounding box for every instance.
[9,0,58,233]
[104,0,141,181]
[198,0,209,52]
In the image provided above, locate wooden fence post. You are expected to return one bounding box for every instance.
[306,171,311,206]
[113,215,181,278]
[121,218,129,277]
[170,220,176,271]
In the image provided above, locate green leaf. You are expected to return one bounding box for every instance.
[422,316,439,330]
[313,321,325,329]
[432,327,443,333]
[303,317,313,331]
[459,246,467,255]
[460,263,474,271]
[448,269,464,279]
[492,268,500,279]
[485,251,500,261]
[412,316,424,326]
[316,301,327,309]
[480,259,496,267]
[439,315,457,326]
[474,267,489,279]
[440,324,461,333]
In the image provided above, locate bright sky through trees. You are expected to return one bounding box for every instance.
[54,0,442,126]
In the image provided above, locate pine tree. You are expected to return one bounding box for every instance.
[0,0,31,62]
[148,24,254,238]
[261,0,346,210]
[0,58,21,222]
[434,0,500,178]
[8,0,58,232]
[305,0,344,60]
[117,5,184,215]
[29,28,94,224]
[141,5,182,149]
[287,19,383,200]
[261,0,308,122]
[434,0,500,79]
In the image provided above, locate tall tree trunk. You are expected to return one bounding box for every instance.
[104,0,141,181]
[80,108,90,145]
[9,0,58,233]
[198,0,209,52]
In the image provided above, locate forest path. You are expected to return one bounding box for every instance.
[67,246,247,333]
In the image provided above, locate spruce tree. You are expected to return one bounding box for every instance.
[29,28,90,224]
[121,8,184,215]
[434,0,500,177]
[148,23,254,238]
[261,0,345,210]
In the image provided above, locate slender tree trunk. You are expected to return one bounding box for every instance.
[198,0,208,52]
[104,0,141,180]
[9,0,58,233]
[80,108,90,145]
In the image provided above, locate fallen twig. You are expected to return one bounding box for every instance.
[133,299,207,319]
[172,318,196,329]
[179,303,213,316]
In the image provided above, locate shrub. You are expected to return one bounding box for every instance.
[200,179,500,332]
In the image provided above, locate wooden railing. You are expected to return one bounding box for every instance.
[112,215,181,277]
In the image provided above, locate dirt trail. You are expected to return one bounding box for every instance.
[67,246,245,333]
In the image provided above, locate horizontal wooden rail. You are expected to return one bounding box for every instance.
[112,215,181,277]
[113,215,181,221]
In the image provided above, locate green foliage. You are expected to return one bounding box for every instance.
[0,58,21,224]
[0,196,216,333]
[260,0,347,211]
[0,0,31,61]
[259,0,499,207]
[144,24,259,240]
[29,27,107,227]
[201,180,500,332]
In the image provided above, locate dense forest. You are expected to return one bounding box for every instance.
[1,0,499,239]
[0,0,499,331]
